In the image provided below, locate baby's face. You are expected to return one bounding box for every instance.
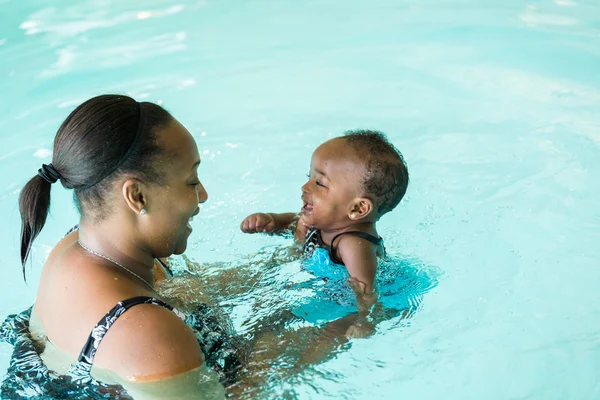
[300,138,365,231]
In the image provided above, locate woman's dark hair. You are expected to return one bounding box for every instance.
[18,94,173,279]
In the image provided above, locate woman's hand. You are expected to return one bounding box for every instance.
[240,213,277,233]
[345,278,378,339]
[345,317,376,339]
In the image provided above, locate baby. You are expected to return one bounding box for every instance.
[240,130,409,335]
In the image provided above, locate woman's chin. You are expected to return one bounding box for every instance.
[173,228,193,254]
[175,239,190,254]
[172,243,187,255]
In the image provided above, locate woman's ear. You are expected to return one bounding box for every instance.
[348,198,374,221]
[122,178,147,215]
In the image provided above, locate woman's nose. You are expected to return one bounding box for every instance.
[197,183,208,203]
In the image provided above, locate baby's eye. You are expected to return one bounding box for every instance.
[316,180,326,188]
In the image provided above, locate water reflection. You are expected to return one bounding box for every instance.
[158,244,439,398]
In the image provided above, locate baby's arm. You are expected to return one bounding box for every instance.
[336,236,377,294]
[240,212,298,234]
[336,237,379,338]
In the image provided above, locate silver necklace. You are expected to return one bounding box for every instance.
[78,240,156,293]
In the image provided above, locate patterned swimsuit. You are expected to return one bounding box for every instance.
[287,228,386,325]
[303,227,385,264]
[0,298,243,399]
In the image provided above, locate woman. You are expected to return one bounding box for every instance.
[0,95,243,399]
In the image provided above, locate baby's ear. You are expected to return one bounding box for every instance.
[349,198,374,221]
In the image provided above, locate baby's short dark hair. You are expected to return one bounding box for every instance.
[343,130,409,218]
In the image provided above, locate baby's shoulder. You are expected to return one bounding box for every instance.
[335,232,379,251]
[334,232,380,264]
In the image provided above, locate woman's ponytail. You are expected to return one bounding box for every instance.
[18,165,58,280]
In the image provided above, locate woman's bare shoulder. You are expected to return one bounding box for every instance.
[93,303,204,382]
[38,228,203,381]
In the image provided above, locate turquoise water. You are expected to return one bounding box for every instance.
[1,0,600,398]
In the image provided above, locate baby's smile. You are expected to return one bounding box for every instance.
[301,198,313,213]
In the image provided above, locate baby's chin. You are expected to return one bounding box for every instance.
[299,212,314,228]
[300,214,333,231]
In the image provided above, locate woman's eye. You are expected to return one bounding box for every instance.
[316,180,326,188]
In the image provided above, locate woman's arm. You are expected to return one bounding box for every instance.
[94,304,204,382]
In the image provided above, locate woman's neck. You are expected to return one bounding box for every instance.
[77,219,156,286]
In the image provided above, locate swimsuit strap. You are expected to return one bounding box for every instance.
[70,296,178,377]
[329,231,384,265]
[64,224,79,237]
[157,258,174,278]
[331,231,383,247]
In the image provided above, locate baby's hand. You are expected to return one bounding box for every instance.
[240,213,276,233]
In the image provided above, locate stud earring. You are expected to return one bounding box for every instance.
[140,209,147,216]
[350,213,357,219]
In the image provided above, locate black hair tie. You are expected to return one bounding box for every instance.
[38,163,61,184]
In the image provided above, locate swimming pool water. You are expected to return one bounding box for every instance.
[1,0,600,398]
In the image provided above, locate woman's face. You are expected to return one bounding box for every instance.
[140,119,207,257]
